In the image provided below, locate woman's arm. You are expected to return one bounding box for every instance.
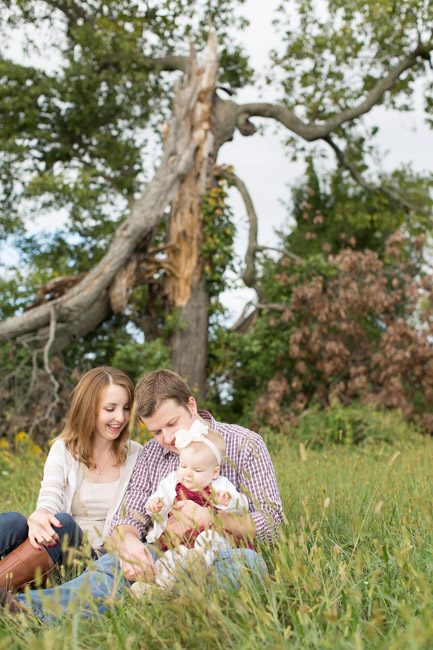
[27,439,70,549]
[35,439,69,514]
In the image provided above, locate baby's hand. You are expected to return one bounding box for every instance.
[215,490,231,507]
[146,497,163,513]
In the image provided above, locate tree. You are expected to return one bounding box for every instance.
[207,167,433,432]
[0,0,432,437]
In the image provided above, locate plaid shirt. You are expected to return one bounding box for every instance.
[110,410,283,544]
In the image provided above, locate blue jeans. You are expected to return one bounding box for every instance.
[17,548,268,623]
[0,511,86,564]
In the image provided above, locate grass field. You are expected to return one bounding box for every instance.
[0,429,432,649]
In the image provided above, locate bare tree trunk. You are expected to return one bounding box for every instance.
[170,280,209,396]
[164,39,219,397]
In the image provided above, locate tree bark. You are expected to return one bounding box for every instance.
[169,279,210,396]
[164,36,219,397]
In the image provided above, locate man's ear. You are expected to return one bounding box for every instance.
[212,465,221,480]
[187,396,198,416]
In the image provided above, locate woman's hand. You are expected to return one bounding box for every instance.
[27,510,62,550]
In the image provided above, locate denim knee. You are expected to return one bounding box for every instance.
[45,513,84,563]
[213,548,268,590]
[241,548,268,578]
[54,513,83,546]
[0,511,28,556]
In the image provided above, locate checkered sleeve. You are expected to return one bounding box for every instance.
[109,448,152,539]
[238,435,283,544]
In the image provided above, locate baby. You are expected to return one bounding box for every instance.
[131,420,248,593]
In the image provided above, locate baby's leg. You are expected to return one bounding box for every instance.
[194,530,232,566]
[130,548,187,596]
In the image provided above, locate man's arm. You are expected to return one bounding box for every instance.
[109,447,153,539]
[166,473,254,539]
[109,524,155,582]
[108,446,158,580]
[237,434,283,543]
[166,500,256,540]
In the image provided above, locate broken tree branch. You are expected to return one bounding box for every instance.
[0,37,218,349]
[217,165,260,291]
[324,135,432,220]
[235,42,433,141]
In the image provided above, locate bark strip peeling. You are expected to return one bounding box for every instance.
[164,36,220,395]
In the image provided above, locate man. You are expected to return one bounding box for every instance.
[1,370,283,620]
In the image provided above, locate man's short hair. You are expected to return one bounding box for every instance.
[135,369,192,419]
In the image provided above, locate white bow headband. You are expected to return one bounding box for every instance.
[175,420,222,465]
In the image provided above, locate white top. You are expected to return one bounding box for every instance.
[36,438,142,544]
[71,478,121,548]
[146,472,249,543]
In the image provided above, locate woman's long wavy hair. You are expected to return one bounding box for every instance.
[58,366,134,469]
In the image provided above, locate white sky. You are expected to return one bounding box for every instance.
[1,0,432,321]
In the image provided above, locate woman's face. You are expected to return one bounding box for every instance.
[94,383,131,444]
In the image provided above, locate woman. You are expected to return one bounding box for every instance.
[0,366,141,591]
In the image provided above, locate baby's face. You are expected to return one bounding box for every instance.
[177,445,219,492]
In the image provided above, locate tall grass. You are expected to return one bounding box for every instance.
[1,428,433,649]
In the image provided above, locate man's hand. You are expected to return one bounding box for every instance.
[113,531,156,582]
[165,500,213,538]
[27,510,62,550]
[146,497,163,513]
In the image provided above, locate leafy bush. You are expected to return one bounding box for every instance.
[211,229,433,434]
[111,339,172,384]
[281,400,419,448]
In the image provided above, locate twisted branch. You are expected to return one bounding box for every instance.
[324,135,432,220]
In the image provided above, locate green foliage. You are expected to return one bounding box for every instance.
[284,399,418,448]
[0,0,250,228]
[111,339,172,384]
[208,166,433,430]
[284,160,431,258]
[0,0,250,312]
[272,0,432,117]
[0,0,432,439]
[0,432,44,514]
[218,45,254,89]
[201,176,236,311]
[0,2,251,432]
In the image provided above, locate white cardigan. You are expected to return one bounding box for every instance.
[36,438,142,544]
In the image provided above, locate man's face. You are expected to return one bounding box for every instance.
[141,397,196,454]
